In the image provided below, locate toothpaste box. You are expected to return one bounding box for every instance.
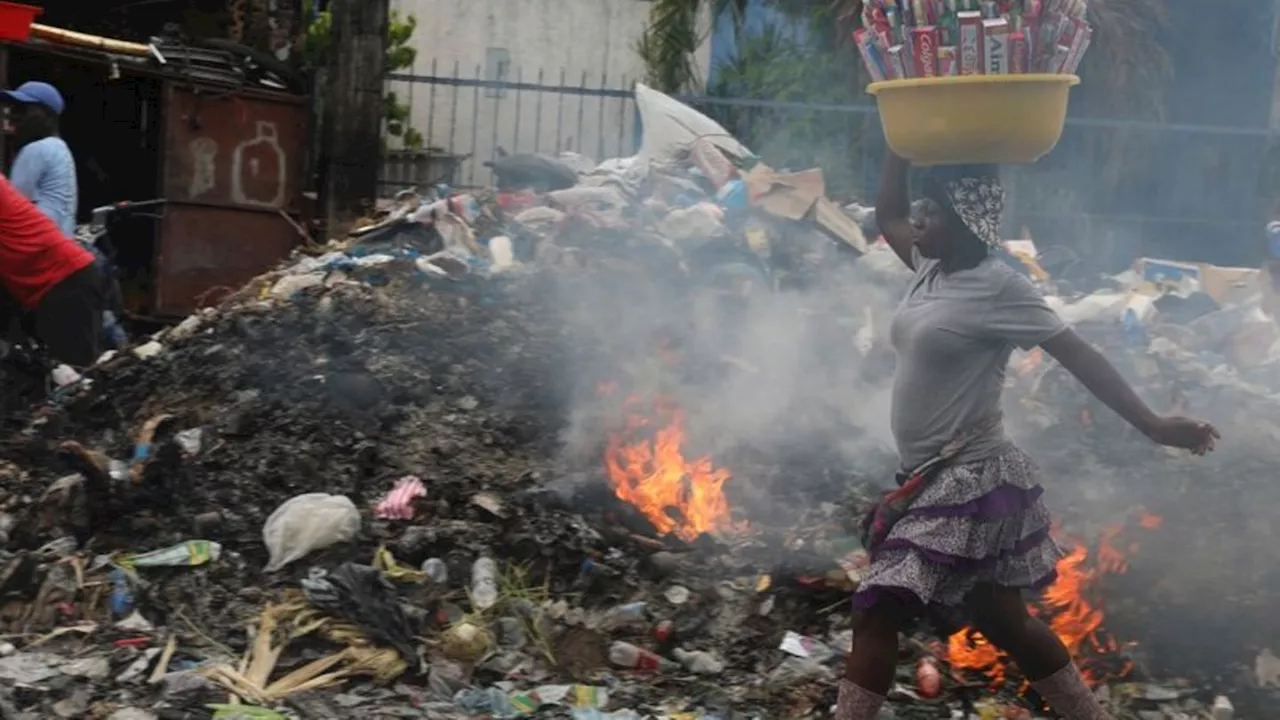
[958,11,984,75]
[983,18,1009,74]
[1010,31,1029,73]
[1062,22,1092,74]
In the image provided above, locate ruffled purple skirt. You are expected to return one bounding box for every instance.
[852,446,1063,610]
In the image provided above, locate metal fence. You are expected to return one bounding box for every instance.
[384,60,638,190]
[382,64,1276,269]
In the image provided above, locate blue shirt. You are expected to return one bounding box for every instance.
[10,136,77,237]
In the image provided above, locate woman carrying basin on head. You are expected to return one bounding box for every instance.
[836,150,1219,720]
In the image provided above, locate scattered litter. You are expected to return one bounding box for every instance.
[778,631,834,662]
[373,475,427,520]
[470,555,499,610]
[0,79,1259,719]
[121,540,221,567]
[262,493,361,571]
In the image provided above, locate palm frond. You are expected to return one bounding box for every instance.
[637,0,703,92]
[1080,0,1172,120]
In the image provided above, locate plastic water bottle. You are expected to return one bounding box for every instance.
[1121,293,1153,348]
[470,556,498,610]
[421,558,448,585]
[593,601,647,632]
[109,568,134,617]
[608,641,676,671]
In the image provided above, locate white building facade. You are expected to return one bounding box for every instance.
[385,0,712,186]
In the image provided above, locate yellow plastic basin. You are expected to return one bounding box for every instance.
[867,74,1080,166]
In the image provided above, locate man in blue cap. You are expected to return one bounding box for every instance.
[2,81,76,237]
[0,81,127,351]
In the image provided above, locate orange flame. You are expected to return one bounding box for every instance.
[603,395,739,541]
[947,510,1157,689]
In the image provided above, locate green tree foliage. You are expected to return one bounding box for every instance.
[637,0,750,93]
[303,5,423,149]
[707,21,868,196]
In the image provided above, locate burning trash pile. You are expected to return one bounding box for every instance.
[0,87,1273,719]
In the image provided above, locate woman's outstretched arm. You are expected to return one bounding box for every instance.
[1040,328,1218,453]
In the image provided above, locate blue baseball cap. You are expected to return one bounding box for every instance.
[1,81,64,115]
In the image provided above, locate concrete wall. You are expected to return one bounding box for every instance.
[386,0,713,186]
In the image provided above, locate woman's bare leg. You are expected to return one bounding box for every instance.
[967,584,1109,719]
[837,594,916,719]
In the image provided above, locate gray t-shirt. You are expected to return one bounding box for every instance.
[890,248,1066,469]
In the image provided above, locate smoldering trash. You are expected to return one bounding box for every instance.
[0,87,1275,719]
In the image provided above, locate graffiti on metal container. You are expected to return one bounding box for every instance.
[188,137,219,198]
[231,120,287,208]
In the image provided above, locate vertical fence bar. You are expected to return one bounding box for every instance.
[469,64,481,185]
[448,61,460,182]
[513,67,524,155]
[490,67,502,185]
[379,67,390,187]
[533,68,544,155]
[555,68,566,154]
[615,75,627,159]
[379,69,389,187]
[405,54,415,145]
[425,57,437,158]
[574,71,587,154]
[596,72,607,160]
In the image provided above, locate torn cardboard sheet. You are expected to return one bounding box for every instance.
[744,165,868,253]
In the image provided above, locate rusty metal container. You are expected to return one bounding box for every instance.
[156,84,307,314]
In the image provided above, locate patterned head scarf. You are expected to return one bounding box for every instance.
[942,176,1005,249]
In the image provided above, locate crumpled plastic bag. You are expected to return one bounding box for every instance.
[262,493,360,571]
[374,475,427,520]
[453,687,519,718]
[511,206,567,235]
[269,272,324,299]
[657,203,726,243]
[634,83,750,167]
[302,563,419,661]
[555,151,597,174]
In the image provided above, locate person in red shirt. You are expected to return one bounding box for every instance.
[0,173,102,366]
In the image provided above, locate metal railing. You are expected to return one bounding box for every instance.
[382,63,1276,269]
[384,59,638,189]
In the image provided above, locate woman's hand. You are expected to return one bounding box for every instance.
[1143,416,1220,455]
[1042,330,1220,456]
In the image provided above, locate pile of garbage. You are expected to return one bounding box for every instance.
[0,86,1275,719]
[0,255,883,718]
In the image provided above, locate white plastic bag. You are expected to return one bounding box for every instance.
[634,83,751,167]
[262,493,361,571]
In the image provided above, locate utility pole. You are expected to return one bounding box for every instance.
[320,0,388,234]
